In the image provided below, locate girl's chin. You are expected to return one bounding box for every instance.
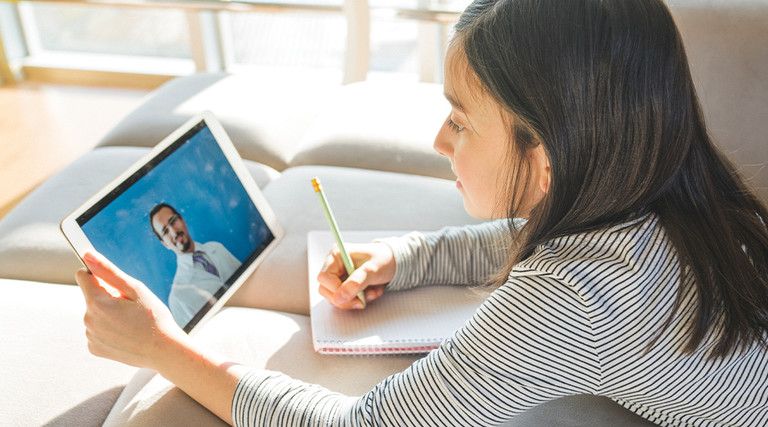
[458,194,490,220]
[462,204,491,220]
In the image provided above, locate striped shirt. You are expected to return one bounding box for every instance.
[232,214,768,426]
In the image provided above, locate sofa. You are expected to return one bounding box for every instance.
[1,1,766,425]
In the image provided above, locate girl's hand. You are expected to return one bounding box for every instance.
[317,242,396,309]
[76,251,247,424]
[75,251,187,371]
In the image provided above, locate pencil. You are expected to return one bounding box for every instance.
[311,177,367,308]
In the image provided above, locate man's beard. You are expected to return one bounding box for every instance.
[178,233,192,253]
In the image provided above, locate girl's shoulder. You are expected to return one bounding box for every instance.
[511,213,675,295]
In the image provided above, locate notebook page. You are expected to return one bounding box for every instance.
[307,230,488,354]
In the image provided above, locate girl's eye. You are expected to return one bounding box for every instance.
[447,117,465,133]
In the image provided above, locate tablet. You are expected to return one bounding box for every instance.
[61,112,283,333]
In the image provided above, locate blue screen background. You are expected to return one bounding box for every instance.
[80,125,271,304]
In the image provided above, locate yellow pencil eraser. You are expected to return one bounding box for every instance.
[311,177,322,192]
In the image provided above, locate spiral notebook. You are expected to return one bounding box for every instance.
[307,230,488,355]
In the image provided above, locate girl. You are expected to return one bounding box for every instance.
[77,0,768,425]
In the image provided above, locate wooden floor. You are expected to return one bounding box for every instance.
[0,83,151,219]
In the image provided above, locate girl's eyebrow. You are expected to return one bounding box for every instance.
[444,92,465,112]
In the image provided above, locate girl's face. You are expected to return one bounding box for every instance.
[434,45,549,219]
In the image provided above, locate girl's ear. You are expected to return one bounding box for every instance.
[531,144,551,194]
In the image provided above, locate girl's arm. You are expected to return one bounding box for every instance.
[233,270,600,426]
[316,221,514,310]
[76,252,246,425]
[382,220,515,291]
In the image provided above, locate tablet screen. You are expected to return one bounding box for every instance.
[73,119,276,332]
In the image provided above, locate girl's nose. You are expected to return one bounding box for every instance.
[433,115,455,158]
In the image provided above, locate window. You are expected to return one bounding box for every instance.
[225,11,347,78]
[0,0,469,86]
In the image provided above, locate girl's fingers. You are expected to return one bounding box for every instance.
[317,272,343,299]
[363,286,385,303]
[317,246,350,294]
[336,266,371,305]
[316,242,395,309]
[75,267,102,303]
[82,251,138,300]
[318,282,385,310]
[318,285,364,310]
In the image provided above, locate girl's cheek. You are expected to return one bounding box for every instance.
[453,161,465,182]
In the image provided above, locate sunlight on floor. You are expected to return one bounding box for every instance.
[0,83,149,219]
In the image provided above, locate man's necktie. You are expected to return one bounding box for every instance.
[193,251,220,277]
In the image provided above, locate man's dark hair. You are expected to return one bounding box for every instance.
[149,203,181,241]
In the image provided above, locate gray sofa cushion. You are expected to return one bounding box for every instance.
[289,81,454,180]
[96,76,457,182]
[0,279,137,426]
[96,73,340,171]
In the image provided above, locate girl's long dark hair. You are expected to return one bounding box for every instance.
[454,0,768,359]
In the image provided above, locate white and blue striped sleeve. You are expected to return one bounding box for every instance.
[232,269,601,426]
[378,221,515,292]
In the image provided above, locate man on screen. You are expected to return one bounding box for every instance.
[149,203,242,327]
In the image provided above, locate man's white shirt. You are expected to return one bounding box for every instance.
[168,240,242,327]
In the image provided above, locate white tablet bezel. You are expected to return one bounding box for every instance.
[61,111,283,334]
